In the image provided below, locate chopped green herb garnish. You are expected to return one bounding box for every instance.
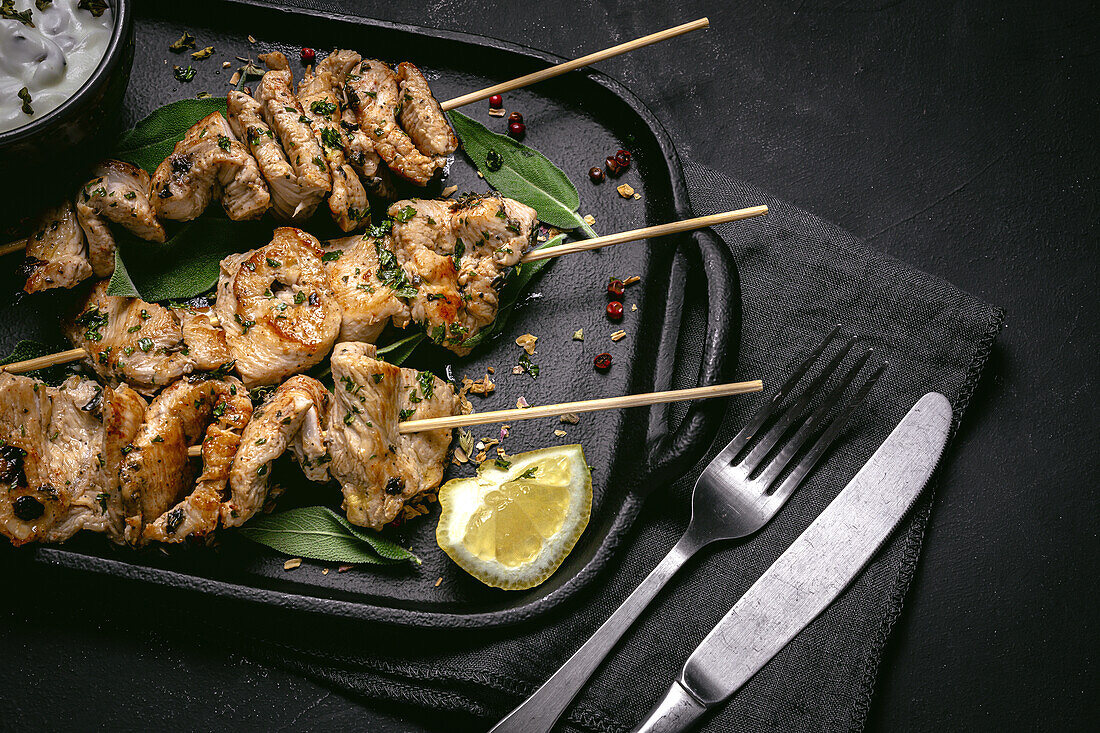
[1,2,34,27]
[17,87,33,115]
[320,126,342,149]
[494,457,512,470]
[486,150,504,172]
[137,338,154,353]
[321,250,343,262]
[217,134,231,151]
[395,205,417,222]
[310,99,339,116]
[174,65,197,83]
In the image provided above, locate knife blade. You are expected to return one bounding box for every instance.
[632,392,952,733]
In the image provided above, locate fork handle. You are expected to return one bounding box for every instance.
[489,535,700,733]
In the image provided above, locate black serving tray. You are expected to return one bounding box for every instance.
[10,0,741,628]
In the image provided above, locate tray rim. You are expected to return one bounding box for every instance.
[27,0,742,629]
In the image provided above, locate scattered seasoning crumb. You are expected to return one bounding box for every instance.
[512,365,524,375]
[460,374,495,396]
[623,275,641,286]
[322,568,330,575]
[488,107,506,117]
[500,425,510,440]
[453,446,469,464]
[283,558,302,570]
[222,60,231,68]
[633,193,642,200]
[435,577,443,587]
[537,234,547,242]
[229,70,242,86]
[477,170,484,178]
[337,564,354,573]
[191,46,214,60]
[583,214,596,226]
[573,328,584,341]
[611,329,627,342]
[486,366,494,374]
[560,413,580,424]
[617,183,635,199]
[515,333,538,355]
[248,35,257,43]
[516,396,530,409]
[554,429,567,437]
[631,304,638,312]
[459,429,475,455]
[441,185,458,198]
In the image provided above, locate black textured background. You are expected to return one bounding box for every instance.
[2,0,1097,731]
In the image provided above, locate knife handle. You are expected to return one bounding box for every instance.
[631,682,709,733]
[489,535,700,733]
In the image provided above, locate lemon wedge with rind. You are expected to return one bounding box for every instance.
[436,445,592,590]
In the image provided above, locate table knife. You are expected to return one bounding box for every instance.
[631,391,952,733]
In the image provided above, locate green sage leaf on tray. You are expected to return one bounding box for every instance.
[114,97,227,173]
[459,235,561,350]
[448,111,597,238]
[375,330,427,364]
[107,216,270,301]
[0,340,71,386]
[239,506,420,565]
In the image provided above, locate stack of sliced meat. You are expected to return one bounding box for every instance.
[21,49,460,296]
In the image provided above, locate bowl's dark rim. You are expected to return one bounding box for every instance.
[0,0,130,145]
[32,0,740,630]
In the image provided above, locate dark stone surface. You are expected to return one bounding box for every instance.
[2,0,1096,730]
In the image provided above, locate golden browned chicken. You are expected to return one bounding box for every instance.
[321,234,412,343]
[395,62,458,159]
[0,373,145,546]
[76,160,166,277]
[215,227,342,386]
[151,112,270,222]
[22,201,93,293]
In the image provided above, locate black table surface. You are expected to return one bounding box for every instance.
[3,1,1096,730]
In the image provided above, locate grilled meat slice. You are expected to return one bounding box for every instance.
[225,375,330,526]
[0,374,145,546]
[395,62,458,158]
[141,376,252,544]
[215,227,342,386]
[255,52,331,221]
[22,201,93,293]
[299,55,369,232]
[175,305,232,371]
[327,342,457,529]
[345,60,444,186]
[152,111,270,222]
[76,160,166,276]
[118,376,249,544]
[321,235,412,343]
[226,89,303,220]
[340,108,384,184]
[65,281,194,395]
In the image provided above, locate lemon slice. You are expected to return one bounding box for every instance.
[436,445,592,590]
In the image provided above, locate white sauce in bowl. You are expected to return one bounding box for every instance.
[0,0,113,134]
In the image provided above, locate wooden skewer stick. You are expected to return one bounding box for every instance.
[0,208,767,376]
[440,18,710,112]
[182,380,761,456]
[0,239,26,258]
[520,205,768,263]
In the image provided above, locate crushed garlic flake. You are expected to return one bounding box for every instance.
[617,183,635,199]
[515,333,538,355]
[554,429,567,437]
[435,577,443,587]
[442,185,458,198]
[623,275,641,286]
[560,413,580,424]
[573,328,584,341]
[611,329,627,342]
[283,558,302,571]
[583,214,596,226]
[488,108,507,117]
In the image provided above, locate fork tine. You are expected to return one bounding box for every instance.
[738,337,859,475]
[764,360,887,506]
[754,348,874,490]
[714,325,843,464]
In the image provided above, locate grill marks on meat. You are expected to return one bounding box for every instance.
[322,235,412,343]
[327,342,456,530]
[118,376,250,544]
[22,201,93,293]
[299,53,369,232]
[215,227,342,386]
[388,194,539,354]
[152,111,270,222]
[226,375,330,526]
[0,373,145,546]
[255,52,331,221]
[76,160,166,277]
[345,60,445,186]
[395,62,458,158]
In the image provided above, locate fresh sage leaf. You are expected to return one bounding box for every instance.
[106,216,271,301]
[238,506,419,565]
[448,111,597,238]
[375,331,427,365]
[459,235,561,350]
[114,97,227,173]
[0,340,72,386]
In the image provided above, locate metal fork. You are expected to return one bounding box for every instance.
[490,326,886,733]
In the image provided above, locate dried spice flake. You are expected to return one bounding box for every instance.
[573,329,584,341]
[515,333,537,355]
[617,183,635,199]
[554,429,567,437]
[283,558,302,570]
[191,46,215,60]
[441,185,458,198]
[168,32,196,53]
[560,413,580,425]
[611,329,627,342]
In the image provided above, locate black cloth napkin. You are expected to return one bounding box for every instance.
[241,161,1003,732]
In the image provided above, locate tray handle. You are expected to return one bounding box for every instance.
[643,225,740,484]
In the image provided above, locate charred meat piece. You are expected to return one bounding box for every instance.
[76,160,166,277]
[22,201,93,293]
[255,51,331,221]
[151,111,270,222]
[345,60,444,186]
[215,227,342,386]
[226,89,305,222]
[299,52,369,232]
[395,62,458,158]
[0,373,145,546]
[225,375,330,526]
[118,376,250,544]
[321,235,412,343]
[327,342,456,530]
